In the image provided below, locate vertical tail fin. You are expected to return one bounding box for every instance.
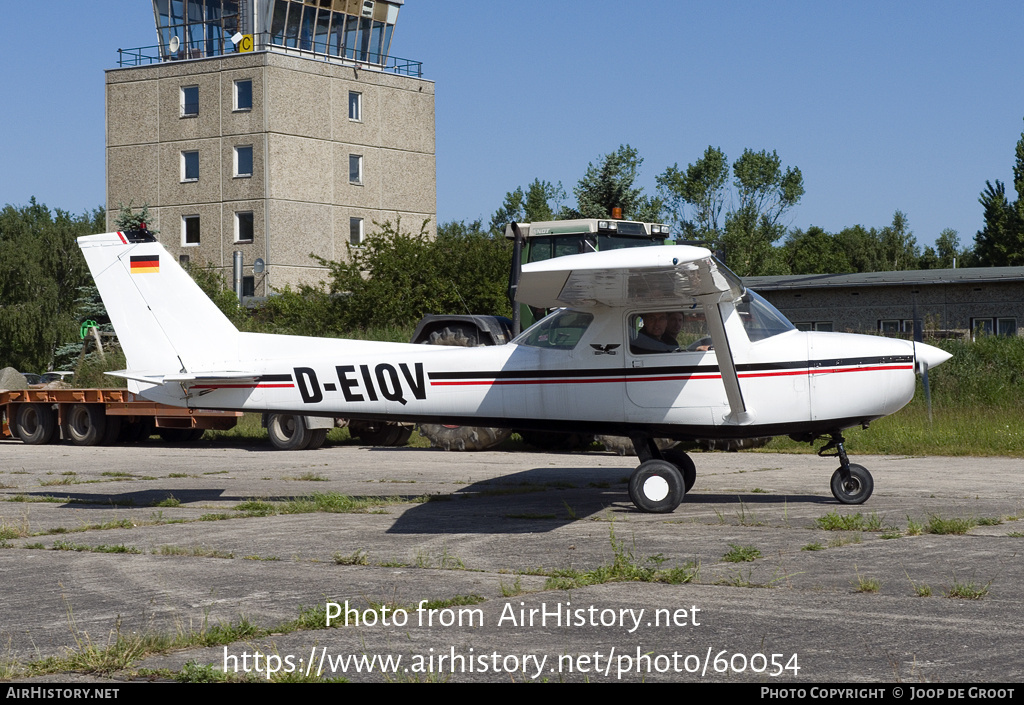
[77,232,240,376]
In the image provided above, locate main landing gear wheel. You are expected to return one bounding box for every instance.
[830,463,873,505]
[628,460,685,513]
[662,447,697,492]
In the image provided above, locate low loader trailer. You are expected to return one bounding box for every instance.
[1,388,240,446]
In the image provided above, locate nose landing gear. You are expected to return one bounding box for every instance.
[818,432,874,504]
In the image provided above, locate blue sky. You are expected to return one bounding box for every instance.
[2,1,1023,252]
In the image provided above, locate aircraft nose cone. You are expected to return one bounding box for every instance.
[914,342,952,372]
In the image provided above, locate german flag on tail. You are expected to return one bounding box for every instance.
[130,255,159,274]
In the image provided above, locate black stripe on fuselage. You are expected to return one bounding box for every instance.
[427,355,914,381]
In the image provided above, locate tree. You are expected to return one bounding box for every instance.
[877,211,920,271]
[973,119,1024,266]
[490,179,566,233]
[317,219,513,330]
[721,149,804,276]
[656,146,729,239]
[656,146,803,275]
[783,226,852,274]
[570,145,664,221]
[0,199,104,372]
[973,180,1023,266]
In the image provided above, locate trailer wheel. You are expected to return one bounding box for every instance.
[306,428,328,450]
[63,404,106,446]
[15,404,58,445]
[267,413,312,450]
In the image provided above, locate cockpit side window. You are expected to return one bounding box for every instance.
[514,309,594,350]
[629,309,712,354]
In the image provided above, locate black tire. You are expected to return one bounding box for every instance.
[63,404,106,446]
[418,424,511,451]
[418,325,509,451]
[662,447,697,492]
[830,464,874,505]
[392,425,413,446]
[422,325,481,347]
[14,404,58,445]
[350,420,405,446]
[157,428,191,443]
[597,435,678,456]
[267,413,312,450]
[306,428,328,450]
[519,430,588,451]
[101,415,122,445]
[628,460,685,513]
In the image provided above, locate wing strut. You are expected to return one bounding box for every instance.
[700,295,755,425]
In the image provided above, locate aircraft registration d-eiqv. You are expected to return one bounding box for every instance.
[78,228,951,514]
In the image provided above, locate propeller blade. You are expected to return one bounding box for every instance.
[921,361,932,424]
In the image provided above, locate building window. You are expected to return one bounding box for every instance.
[972,317,1018,338]
[879,320,901,335]
[180,85,199,117]
[234,79,253,111]
[795,322,834,332]
[350,217,363,245]
[349,91,361,121]
[242,276,255,298]
[179,254,190,267]
[349,154,362,184]
[182,215,200,246]
[235,211,254,243]
[234,145,253,177]
[181,151,199,182]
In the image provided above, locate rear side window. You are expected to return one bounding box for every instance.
[514,310,594,350]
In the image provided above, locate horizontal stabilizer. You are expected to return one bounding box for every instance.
[108,370,261,386]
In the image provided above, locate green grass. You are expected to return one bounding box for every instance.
[815,511,883,532]
[926,515,977,535]
[543,524,699,589]
[854,570,881,593]
[721,544,761,563]
[943,579,990,599]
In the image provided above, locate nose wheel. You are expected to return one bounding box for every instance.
[627,435,696,513]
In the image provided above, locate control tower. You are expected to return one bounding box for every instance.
[106,1,435,295]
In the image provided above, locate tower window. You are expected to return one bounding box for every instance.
[182,215,200,246]
[234,79,253,111]
[234,145,253,177]
[181,85,199,117]
[181,151,199,182]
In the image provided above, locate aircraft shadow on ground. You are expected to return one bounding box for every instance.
[385,466,832,535]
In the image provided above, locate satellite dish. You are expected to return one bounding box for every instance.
[253,258,265,274]
[169,36,180,53]
[231,32,244,46]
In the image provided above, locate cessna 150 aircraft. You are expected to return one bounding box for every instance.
[78,228,950,513]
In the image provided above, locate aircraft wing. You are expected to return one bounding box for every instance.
[516,245,743,309]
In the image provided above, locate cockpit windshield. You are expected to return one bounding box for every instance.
[737,290,796,341]
[513,309,594,350]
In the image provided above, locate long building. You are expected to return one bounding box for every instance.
[744,267,1024,338]
[106,0,435,296]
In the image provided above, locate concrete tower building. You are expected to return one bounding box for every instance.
[106,0,435,295]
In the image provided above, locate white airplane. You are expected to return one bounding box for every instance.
[78,228,951,513]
